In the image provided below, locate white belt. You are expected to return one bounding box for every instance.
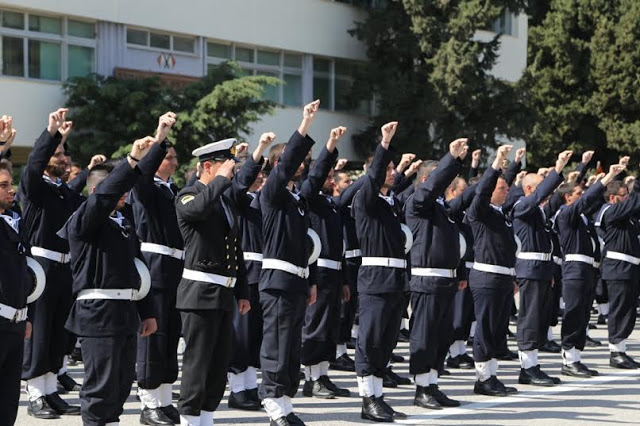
[76,289,140,301]
[553,256,562,266]
[517,252,552,261]
[0,303,28,322]
[182,269,237,287]
[262,259,309,279]
[317,258,342,270]
[473,262,516,277]
[412,268,456,278]
[31,247,70,264]
[465,262,474,269]
[593,261,601,268]
[360,257,407,268]
[244,252,263,262]
[140,242,184,260]
[345,249,362,259]
[564,254,594,265]
[606,251,640,266]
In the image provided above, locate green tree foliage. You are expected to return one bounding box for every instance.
[518,0,640,168]
[349,0,526,159]
[63,62,278,182]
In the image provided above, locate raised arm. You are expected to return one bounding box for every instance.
[300,126,345,201]
[468,145,512,220]
[359,122,397,213]
[227,133,273,204]
[468,149,481,179]
[504,148,525,186]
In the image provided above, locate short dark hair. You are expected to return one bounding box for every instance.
[604,180,627,202]
[447,176,466,193]
[268,143,286,166]
[557,182,578,202]
[86,163,114,190]
[334,170,349,185]
[415,160,438,187]
[0,159,12,174]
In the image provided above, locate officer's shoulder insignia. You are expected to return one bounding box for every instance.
[180,195,195,205]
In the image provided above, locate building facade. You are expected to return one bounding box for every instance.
[0,0,527,163]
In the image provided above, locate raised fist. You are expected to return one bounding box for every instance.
[0,115,13,142]
[155,111,176,143]
[582,150,595,164]
[449,138,468,159]
[381,121,398,144]
[88,154,107,170]
[335,159,348,170]
[330,126,347,141]
[259,132,276,147]
[303,100,320,121]
[47,108,68,136]
[515,148,526,164]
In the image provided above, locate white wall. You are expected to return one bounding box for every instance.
[2,0,368,60]
[474,14,528,82]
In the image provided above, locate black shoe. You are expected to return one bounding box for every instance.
[496,350,518,361]
[467,336,474,347]
[246,387,261,403]
[299,370,306,380]
[228,390,261,410]
[172,392,180,401]
[68,347,83,365]
[585,336,602,347]
[382,373,397,388]
[390,353,405,363]
[160,405,180,424]
[270,416,291,426]
[507,329,516,339]
[57,373,81,392]
[330,354,356,372]
[286,412,305,426]
[509,315,517,325]
[378,395,407,419]
[413,385,442,410]
[346,337,356,350]
[597,314,607,325]
[140,406,174,425]
[385,367,411,385]
[447,354,474,369]
[361,396,394,422]
[302,378,336,398]
[319,375,351,397]
[492,376,518,394]
[518,366,556,386]
[27,397,60,419]
[610,352,639,369]
[44,392,81,415]
[561,362,598,378]
[397,328,410,342]
[438,368,451,377]
[540,340,562,353]
[588,323,597,330]
[430,384,460,407]
[474,377,506,397]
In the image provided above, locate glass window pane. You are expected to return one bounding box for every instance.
[257,71,279,103]
[283,74,302,107]
[150,33,170,49]
[314,58,331,73]
[313,76,331,108]
[68,20,95,38]
[174,36,195,53]
[207,42,230,59]
[284,53,302,69]
[335,78,354,111]
[28,39,61,80]
[28,15,62,34]
[257,50,279,66]
[2,36,24,77]
[2,11,24,29]
[335,60,354,76]
[235,47,253,63]
[127,29,148,45]
[68,45,94,78]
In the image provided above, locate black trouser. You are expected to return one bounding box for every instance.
[301,276,342,366]
[470,280,513,362]
[561,277,594,351]
[516,279,551,352]
[595,276,608,304]
[452,286,475,342]
[79,335,136,426]
[0,327,25,426]
[229,284,262,374]
[259,290,306,399]
[136,289,181,390]
[409,289,457,375]
[605,279,639,344]
[23,259,72,380]
[179,309,232,415]
[338,262,359,344]
[355,292,403,377]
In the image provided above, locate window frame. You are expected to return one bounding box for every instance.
[126,26,199,57]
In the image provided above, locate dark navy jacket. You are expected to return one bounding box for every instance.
[60,148,164,337]
[0,209,30,334]
[353,144,406,294]
[554,181,606,281]
[511,170,564,280]
[258,131,317,294]
[595,179,640,281]
[405,153,463,293]
[467,167,517,288]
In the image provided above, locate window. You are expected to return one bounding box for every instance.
[127,27,197,55]
[313,57,370,114]
[206,43,303,106]
[490,10,518,37]
[0,10,96,81]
